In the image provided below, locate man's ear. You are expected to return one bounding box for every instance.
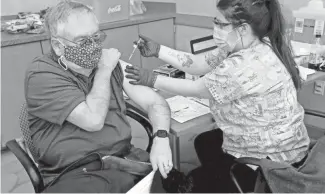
[51,39,64,56]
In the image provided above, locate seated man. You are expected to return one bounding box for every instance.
[24,1,173,193]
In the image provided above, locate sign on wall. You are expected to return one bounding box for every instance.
[314,20,325,36]
[294,18,304,33]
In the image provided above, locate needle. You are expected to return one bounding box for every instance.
[129,38,142,61]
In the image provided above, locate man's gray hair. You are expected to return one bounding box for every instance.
[44,0,96,36]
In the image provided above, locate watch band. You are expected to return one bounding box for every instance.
[153,130,169,138]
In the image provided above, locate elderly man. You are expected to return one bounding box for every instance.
[25,0,172,192]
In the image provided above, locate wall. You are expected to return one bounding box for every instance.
[1,0,60,16]
[176,0,216,17]
[2,0,315,17]
[1,0,176,16]
[144,0,175,2]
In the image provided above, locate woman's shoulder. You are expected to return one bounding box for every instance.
[227,42,282,72]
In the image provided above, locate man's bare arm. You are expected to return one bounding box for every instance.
[120,61,171,133]
[158,45,229,75]
[66,69,112,132]
[67,49,120,132]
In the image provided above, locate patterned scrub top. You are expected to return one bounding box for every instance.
[204,41,310,164]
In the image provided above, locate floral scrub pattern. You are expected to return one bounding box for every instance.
[204,41,310,164]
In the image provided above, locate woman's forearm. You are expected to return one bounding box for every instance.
[158,45,228,76]
[153,75,212,99]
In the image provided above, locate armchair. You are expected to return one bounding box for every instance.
[5,102,154,193]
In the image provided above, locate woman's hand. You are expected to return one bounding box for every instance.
[125,65,157,88]
[135,34,161,58]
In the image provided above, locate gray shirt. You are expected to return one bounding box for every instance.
[25,54,132,173]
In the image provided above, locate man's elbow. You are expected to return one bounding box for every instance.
[85,115,105,132]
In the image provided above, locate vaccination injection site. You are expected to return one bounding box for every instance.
[1,0,325,193]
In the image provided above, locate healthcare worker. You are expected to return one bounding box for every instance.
[125,0,310,192]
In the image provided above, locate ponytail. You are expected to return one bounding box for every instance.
[265,0,301,90]
[217,0,301,90]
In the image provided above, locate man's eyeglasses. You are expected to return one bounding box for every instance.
[53,31,107,46]
[213,17,232,28]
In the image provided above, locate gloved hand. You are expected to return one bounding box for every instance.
[135,34,161,58]
[125,65,158,88]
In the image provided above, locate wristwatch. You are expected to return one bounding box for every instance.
[153,130,169,138]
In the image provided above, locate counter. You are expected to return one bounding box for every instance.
[1,2,176,47]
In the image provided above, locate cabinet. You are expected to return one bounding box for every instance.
[176,25,213,52]
[298,78,325,117]
[1,42,43,147]
[102,25,141,67]
[298,76,325,139]
[139,19,175,71]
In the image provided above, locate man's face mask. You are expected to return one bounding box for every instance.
[64,40,103,69]
[212,18,242,52]
[55,31,106,69]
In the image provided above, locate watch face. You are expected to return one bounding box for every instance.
[157,130,168,138]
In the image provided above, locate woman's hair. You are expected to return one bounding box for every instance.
[217,0,301,90]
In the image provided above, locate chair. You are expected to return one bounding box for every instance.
[5,102,154,193]
[230,109,325,193]
[230,138,321,193]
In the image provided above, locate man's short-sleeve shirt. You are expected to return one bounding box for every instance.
[25,54,131,173]
[203,42,310,164]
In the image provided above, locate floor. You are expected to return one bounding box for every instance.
[1,117,199,193]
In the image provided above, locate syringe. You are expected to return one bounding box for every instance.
[129,38,142,61]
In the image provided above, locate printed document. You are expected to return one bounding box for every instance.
[126,171,155,194]
[166,96,211,123]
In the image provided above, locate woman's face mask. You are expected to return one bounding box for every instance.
[213,24,241,52]
[62,39,103,69]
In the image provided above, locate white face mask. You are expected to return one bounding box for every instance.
[213,26,241,52]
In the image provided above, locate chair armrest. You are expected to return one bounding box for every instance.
[125,102,153,153]
[6,140,44,193]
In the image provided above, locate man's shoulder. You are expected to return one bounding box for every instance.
[26,54,66,80]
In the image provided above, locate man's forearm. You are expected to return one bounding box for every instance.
[86,69,112,124]
[158,45,228,76]
[147,95,171,133]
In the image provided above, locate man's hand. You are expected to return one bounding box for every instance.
[98,48,121,72]
[150,137,173,178]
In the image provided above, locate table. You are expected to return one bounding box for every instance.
[126,91,215,170]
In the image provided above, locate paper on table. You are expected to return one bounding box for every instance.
[166,96,211,123]
[126,171,155,194]
[298,66,316,81]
